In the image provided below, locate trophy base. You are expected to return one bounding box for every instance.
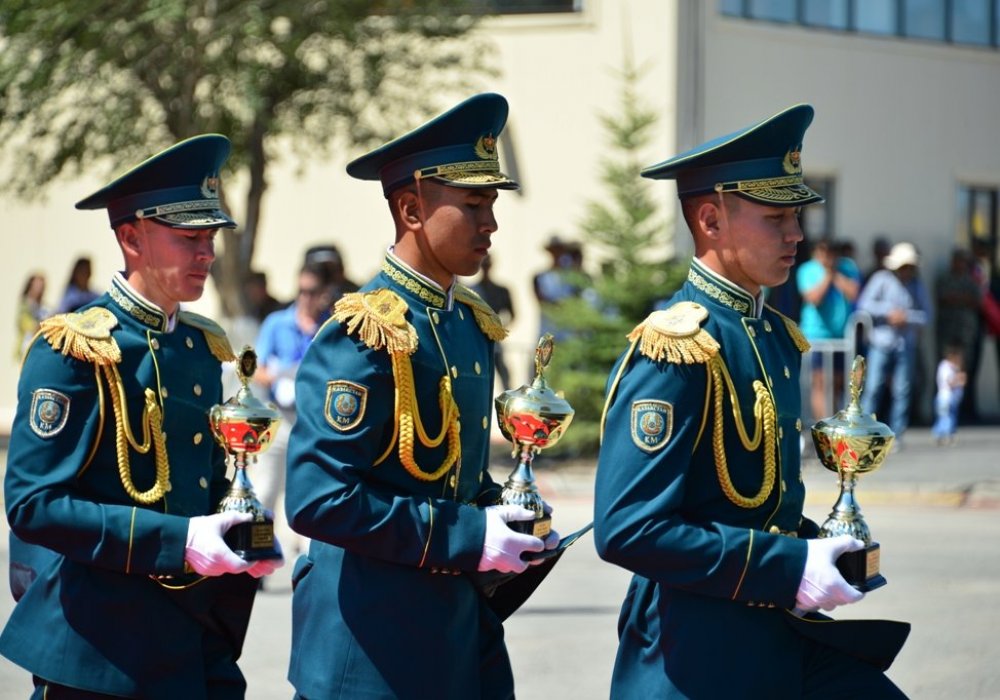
[224,519,281,561]
[836,541,886,591]
[507,513,552,539]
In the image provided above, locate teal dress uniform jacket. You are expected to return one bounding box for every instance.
[286,252,513,700]
[595,260,838,698]
[1,275,256,699]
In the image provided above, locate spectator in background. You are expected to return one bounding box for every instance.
[932,344,967,447]
[797,238,861,421]
[533,234,579,340]
[57,256,100,313]
[244,269,286,324]
[856,242,930,448]
[471,254,515,390]
[14,272,50,361]
[934,248,982,422]
[252,261,332,565]
[304,244,359,305]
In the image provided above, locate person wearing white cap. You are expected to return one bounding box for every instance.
[855,241,931,445]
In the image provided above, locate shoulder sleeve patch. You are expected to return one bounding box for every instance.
[631,399,674,452]
[626,301,719,364]
[324,380,368,431]
[178,310,237,362]
[332,289,418,355]
[30,388,71,438]
[40,307,121,366]
[454,285,508,342]
[765,305,811,353]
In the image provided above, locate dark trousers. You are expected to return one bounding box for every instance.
[801,642,909,699]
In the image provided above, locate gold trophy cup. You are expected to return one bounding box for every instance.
[209,346,282,561]
[494,334,575,538]
[811,355,893,591]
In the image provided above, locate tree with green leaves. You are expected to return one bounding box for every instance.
[0,0,493,314]
[543,57,688,457]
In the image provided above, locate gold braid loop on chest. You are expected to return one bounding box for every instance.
[707,355,777,509]
[336,289,460,481]
[103,366,171,504]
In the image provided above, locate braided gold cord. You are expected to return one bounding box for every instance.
[392,352,460,482]
[709,357,777,509]
[103,366,171,504]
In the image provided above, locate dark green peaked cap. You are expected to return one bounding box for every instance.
[346,93,519,198]
[75,134,237,230]
[642,104,823,207]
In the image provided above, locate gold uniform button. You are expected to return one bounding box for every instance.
[474,361,481,375]
[193,432,203,445]
[768,525,780,534]
[763,320,772,332]
[478,472,483,483]
[449,474,457,488]
[795,419,802,431]
[160,386,169,399]
[150,338,160,350]
[784,366,791,378]
[185,337,194,349]
[482,416,488,429]
[781,479,787,493]
[193,384,202,396]
[767,375,773,387]
[198,477,208,489]
[779,426,784,439]
[451,366,458,378]
[748,326,756,338]
[432,311,440,324]
[458,308,465,320]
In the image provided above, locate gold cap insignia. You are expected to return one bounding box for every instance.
[782,149,802,175]
[474,133,498,161]
[200,175,220,198]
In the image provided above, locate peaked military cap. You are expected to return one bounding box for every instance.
[642,104,823,207]
[346,93,519,197]
[75,134,237,229]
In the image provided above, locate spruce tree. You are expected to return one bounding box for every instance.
[542,57,688,457]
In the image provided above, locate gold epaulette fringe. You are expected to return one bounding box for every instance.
[627,302,719,364]
[333,289,418,355]
[178,311,236,362]
[454,285,508,342]
[40,307,122,366]
[766,305,811,353]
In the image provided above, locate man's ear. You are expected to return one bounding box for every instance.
[116,221,142,257]
[696,200,723,240]
[395,190,422,230]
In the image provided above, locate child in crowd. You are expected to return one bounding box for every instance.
[932,344,967,446]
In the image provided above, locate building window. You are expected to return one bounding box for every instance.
[855,0,899,34]
[957,184,998,264]
[719,0,1000,47]
[803,0,849,29]
[801,176,835,240]
[478,0,581,13]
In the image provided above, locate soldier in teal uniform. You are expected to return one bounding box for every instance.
[285,93,557,699]
[594,105,910,698]
[1,135,282,699]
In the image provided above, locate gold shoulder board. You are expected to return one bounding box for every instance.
[40,307,122,366]
[454,285,508,342]
[178,311,237,362]
[332,289,418,355]
[627,301,719,364]
[766,305,811,353]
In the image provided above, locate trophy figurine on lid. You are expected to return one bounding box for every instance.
[811,355,893,591]
[209,346,283,561]
[494,334,575,538]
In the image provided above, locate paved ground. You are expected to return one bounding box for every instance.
[0,426,998,699]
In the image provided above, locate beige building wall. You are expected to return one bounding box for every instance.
[690,6,1000,417]
[0,0,681,429]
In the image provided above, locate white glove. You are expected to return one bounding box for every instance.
[477,505,546,574]
[795,535,866,613]
[185,511,254,577]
